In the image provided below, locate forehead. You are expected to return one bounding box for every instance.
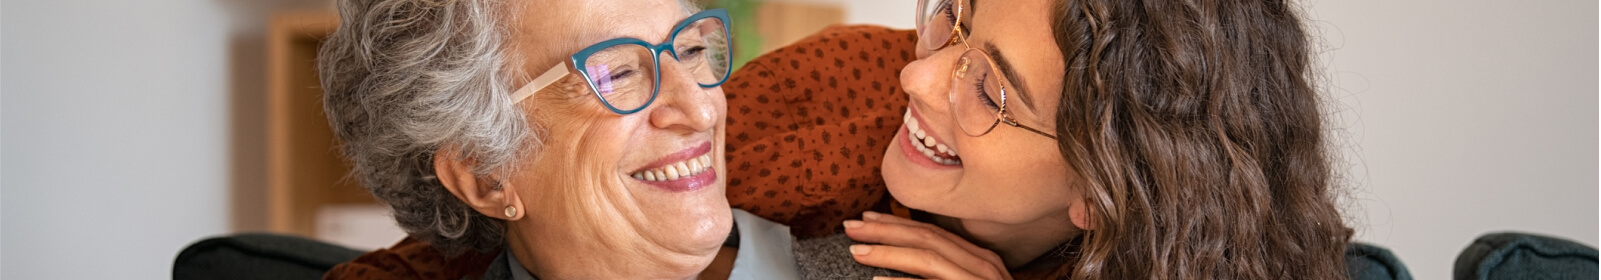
[509,0,688,69]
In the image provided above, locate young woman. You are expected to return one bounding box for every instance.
[724,0,1352,279]
[848,0,1351,278]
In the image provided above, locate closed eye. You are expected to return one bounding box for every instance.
[609,69,637,81]
[679,45,706,59]
[975,72,999,110]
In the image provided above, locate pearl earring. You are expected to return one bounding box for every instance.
[504,205,517,218]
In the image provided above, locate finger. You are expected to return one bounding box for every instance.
[844,220,1006,280]
[851,244,980,280]
[862,212,985,253]
[861,212,1007,267]
[872,277,925,280]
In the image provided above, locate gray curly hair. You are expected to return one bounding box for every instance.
[318,0,528,255]
[319,0,704,256]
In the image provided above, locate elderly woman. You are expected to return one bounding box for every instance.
[317,0,798,279]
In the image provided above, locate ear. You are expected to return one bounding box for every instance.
[434,147,526,221]
[1068,197,1097,230]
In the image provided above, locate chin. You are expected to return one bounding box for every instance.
[655,204,731,278]
[682,204,734,249]
[653,184,733,252]
[881,134,937,212]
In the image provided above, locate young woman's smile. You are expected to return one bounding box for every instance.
[896,107,964,169]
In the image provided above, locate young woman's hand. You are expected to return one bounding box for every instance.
[843,211,1013,280]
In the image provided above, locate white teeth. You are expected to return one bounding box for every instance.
[674,162,691,178]
[629,153,716,181]
[906,113,919,132]
[904,109,961,165]
[910,135,962,165]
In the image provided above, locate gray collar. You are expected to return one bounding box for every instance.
[504,249,538,280]
[726,209,801,280]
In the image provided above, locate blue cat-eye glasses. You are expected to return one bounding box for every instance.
[510,9,733,115]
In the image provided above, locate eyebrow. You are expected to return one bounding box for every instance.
[984,42,1037,112]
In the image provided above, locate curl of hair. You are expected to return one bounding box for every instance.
[318,0,533,256]
[1048,0,1351,279]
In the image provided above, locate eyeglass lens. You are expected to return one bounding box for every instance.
[917,0,962,50]
[580,16,731,112]
[950,50,1007,136]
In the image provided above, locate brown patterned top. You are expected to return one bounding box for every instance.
[722,25,916,239]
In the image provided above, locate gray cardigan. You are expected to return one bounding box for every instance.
[792,234,917,279]
[475,209,810,280]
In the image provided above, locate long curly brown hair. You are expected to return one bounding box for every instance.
[1046,0,1351,279]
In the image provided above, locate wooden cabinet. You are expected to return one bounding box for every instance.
[265,12,373,239]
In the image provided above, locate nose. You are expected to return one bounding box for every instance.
[915,39,937,59]
[914,44,938,60]
[914,32,948,59]
[900,47,963,114]
[647,59,722,133]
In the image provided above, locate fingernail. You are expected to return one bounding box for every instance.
[849,245,872,255]
[863,211,882,221]
[843,220,864,229]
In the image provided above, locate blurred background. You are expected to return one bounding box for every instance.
[2,0,1595,279]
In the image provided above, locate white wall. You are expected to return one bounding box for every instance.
[835,0,1599,279]
[2,0,331,278]
[1310,0,1597,278]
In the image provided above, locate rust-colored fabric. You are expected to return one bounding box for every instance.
[724,25,917,238]
[322,237,500,280]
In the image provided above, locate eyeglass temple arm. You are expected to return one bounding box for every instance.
[511,63,573,102]
[999,118,1058,139]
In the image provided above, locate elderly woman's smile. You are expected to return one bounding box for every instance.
[629,142,718,191]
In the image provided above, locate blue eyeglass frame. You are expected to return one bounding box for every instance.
[567,8,733,115]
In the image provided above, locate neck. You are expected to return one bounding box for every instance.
[505,221,718,280]
[695,247,738,280]
[933,210,1080,269]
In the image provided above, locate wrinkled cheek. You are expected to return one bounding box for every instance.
[518,127,635,240]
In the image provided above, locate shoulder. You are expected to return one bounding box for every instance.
[725,25,917,238]
[727,24,917,107]
[323,237,502,280]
